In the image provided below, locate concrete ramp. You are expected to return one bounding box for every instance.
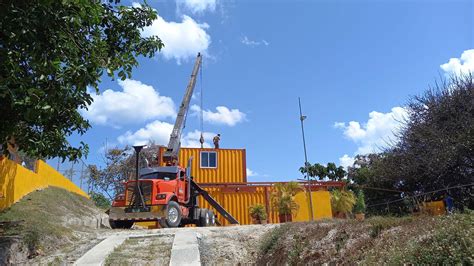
[169,230,200,266]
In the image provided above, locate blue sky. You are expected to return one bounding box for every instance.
[71,0,473,182]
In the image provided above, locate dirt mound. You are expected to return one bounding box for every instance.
[0,187,109,264]
[257,213,473,265]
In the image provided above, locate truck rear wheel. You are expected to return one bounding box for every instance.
[209,210,216,226]
[163,201,182,228]
[110,220,134,229]
[199,209,211,227]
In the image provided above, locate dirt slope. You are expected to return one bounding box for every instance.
[0,187,109,264]
[257,213,473,265]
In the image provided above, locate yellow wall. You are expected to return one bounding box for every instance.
[161,147,247,183]
[294,190,333,221]
[0,158,89,210]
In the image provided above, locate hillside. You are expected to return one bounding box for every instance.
[257,213,473,265]
[0,187,109,264]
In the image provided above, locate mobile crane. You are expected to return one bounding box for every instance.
[109,53,239,228]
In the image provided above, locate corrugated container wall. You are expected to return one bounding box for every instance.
[197,186,333,226]
[159,147,247,184]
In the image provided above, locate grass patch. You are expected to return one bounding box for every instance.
[259,224,291,255]
[367,215,414,238]
[374,212,474,265]
[287,233,307,265]
[105,236,173,266]
[256,213,473,265]
[0,187,99,257]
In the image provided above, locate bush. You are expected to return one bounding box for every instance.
[331,189,356,216]
[249,204,267,221]
[385,213,473,264]
[271,182,301,216]
[353,190,366,214]
[90,192,111,210]
[259,224,290,255]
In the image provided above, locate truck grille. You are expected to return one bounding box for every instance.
[126,181,153,206]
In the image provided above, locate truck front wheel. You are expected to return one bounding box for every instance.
[163,201,182,228]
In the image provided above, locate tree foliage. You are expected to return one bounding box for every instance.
[88,147,134,200]
[88,143,162,199]
[349,75,474,214]
[0,0,163,161]
[300,162,346,181]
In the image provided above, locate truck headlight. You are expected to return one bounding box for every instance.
[156,194,166,200]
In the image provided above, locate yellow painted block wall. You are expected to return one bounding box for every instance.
[294,191,333,221]
[0,158,88,210]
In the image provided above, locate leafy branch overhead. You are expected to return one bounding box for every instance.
[0,0,164,161]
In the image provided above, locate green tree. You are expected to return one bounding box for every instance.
[300,162,346,181]
[353,190,366,214]
[348,75,474,214]
[90,191,111,210]
[88,147,133,200]
[0,0,163,161]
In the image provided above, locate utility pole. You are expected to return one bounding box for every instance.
[299,97,314,221]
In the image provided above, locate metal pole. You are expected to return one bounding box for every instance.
[299,97,314,221]
[133,145,146,210]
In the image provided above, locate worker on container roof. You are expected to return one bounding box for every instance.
[213,134,221,149]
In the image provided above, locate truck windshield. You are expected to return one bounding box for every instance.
[140,172,177,180]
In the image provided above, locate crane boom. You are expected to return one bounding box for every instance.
[163,53,202,164]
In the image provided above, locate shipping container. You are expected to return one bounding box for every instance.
[158,147,247,184]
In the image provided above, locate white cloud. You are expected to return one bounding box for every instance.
[176,0,217,14]
[191,105,246,126]
[82,79,175,127]
[118,120,173,146]
[246,168,257,177]
[117,120,214,148]
[241,36,270,47]
[339,154,355,170]
[142,13,211,64]
[440,49,474,76]
[181,130,215,148]
[335,107,408,154]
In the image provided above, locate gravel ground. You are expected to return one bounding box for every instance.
[195,224,278,265]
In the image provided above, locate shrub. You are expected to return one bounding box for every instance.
[271,182,301,216]
[331,189,356,216]
[259,224,290,255]
[353,190,366,214]
[249,204,267,221]
[90,192,111,210]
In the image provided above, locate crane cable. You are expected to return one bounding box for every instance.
[199,56,204,148]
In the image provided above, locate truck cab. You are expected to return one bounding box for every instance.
[109,165,196,228]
